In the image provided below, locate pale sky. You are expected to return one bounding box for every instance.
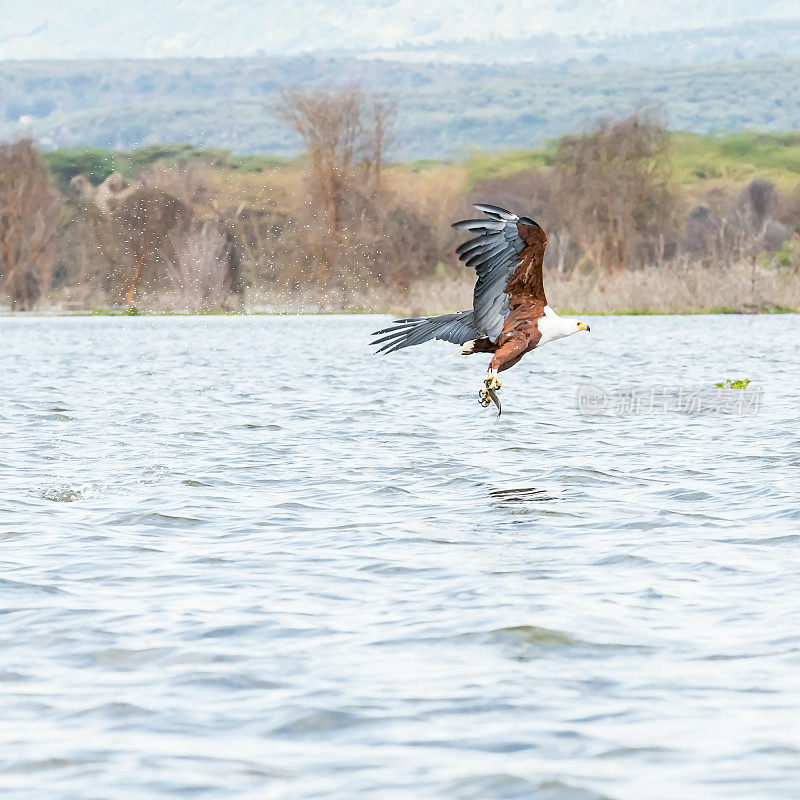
[1,0,798,60]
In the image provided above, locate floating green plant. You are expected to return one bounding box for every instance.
[715,378,751,389]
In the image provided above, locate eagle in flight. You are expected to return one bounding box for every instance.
[372,204,590,413]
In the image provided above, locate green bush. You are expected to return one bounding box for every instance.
[42,147,123,192]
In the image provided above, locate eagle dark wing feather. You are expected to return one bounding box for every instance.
[472,203,520,220]
[464,239,508,268]
[451,218,506,232]
[371,310,479,354]
[455,238,484,257]
[452,204,547,341]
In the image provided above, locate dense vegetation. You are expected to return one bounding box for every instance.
[2,56,799,160]
[40,129,800,196]
[2,96,800,314]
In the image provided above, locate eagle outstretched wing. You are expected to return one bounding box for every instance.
[452,203,548,341]
[370,203,548,356]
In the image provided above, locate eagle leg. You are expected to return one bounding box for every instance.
[484,370,502,390]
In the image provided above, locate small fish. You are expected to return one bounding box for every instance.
[486,386,501,415]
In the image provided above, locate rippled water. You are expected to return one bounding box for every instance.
[2,314,800,799]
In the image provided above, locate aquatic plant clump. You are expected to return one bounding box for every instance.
[715,378,751,389]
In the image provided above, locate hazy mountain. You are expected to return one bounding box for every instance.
[1,0,798,61]
[2,1,799,160]
[2,56,798,160]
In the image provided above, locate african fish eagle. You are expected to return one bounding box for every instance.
[371,204,590,412]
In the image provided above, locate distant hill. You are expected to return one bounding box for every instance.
[1,55,799,160]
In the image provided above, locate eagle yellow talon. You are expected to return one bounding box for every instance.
[478,388,492,407]
[484,373,501,391]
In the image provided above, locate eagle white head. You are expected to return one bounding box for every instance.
[539,306,590,344]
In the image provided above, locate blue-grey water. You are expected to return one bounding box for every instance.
[2,314,800,800]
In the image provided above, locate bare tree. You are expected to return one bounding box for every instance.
[553,110,676,273]
[0,139,62,309]
[165,222,231,312]
[737,177,780,234]
[366,98,396,191]
[682,204,727,264]
[276,87,396,287]
[76,168,203,306]
[115,188,193,306]
[682,178,790,270]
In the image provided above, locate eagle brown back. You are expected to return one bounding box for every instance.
[506,219,547,306]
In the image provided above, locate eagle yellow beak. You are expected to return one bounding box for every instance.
[578,322,590,332]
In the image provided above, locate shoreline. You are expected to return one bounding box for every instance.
[3,307,798,318]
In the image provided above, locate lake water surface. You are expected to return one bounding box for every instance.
[2,314,800,799]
